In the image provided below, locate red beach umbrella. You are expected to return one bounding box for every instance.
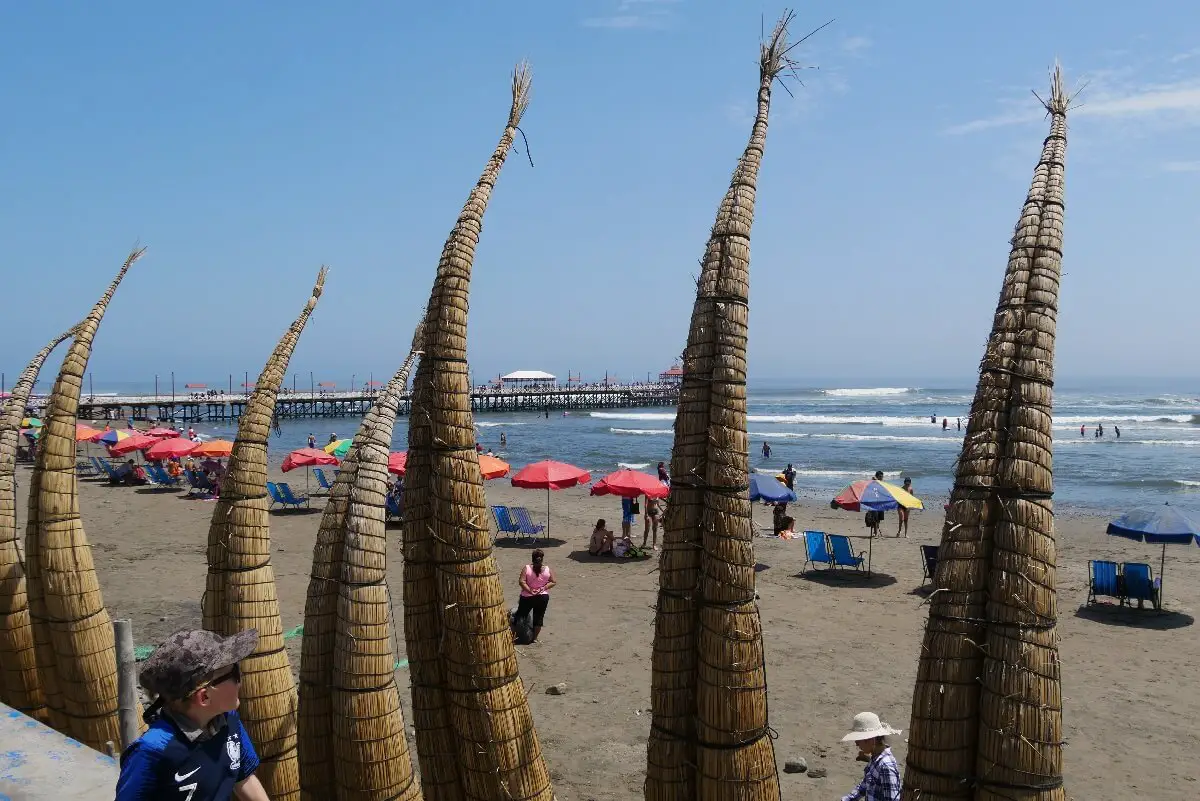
[281,447,341,473]
[387,451,509,480]
[590,469,670,499]
[510,460,591,537]
[144,427,180,439]
[108,432,159,456]
[144,437,199,461]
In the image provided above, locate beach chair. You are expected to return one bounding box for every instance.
[920,545,938,586]
[512,507,546,541]
[185,469,216,497]
[801,531,836,573]
[491,506,521,541]
[95,457,119,482]
[313,468,335,494]
[276,482,309,510]
[1121,562,1160,610]
[829,534,866,573]
[1086,560,1121,606]
[76,459,98,477]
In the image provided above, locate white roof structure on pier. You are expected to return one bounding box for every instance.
[500,370,556,381]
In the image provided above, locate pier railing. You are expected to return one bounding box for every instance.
[43,383,680,423]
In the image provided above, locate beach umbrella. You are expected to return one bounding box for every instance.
[90,428,132,445]
[280,447,339,473]
[401,63,553,801]
[192,439,233,458]
[20,418,41,428]
[143,427,179,439]
[203,269,326,801]
[511,460,590,538]
[299,323,425,801]
[0,323,75,724]
[748,473,797,504]
[74,424,100,442]
[144,437,199,462]
[387,450,508,480]
[832,479,922,512]
[107,432,158,457]
[26,247,144,748]
[643,19,799,801]
[323,438,351,457]
[20,428,38,441]
[1107,504,1200,604]
[589,468,670,499]
[281,447,340,493]
[904,67,1072,799]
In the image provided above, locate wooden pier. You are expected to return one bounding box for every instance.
[59,384,680,423]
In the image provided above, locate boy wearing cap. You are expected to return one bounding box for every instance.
[116,628,269,801]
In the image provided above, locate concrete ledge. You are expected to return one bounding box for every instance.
[0,703,118,800]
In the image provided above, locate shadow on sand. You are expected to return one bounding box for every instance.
[565,549,653,565]
[1073,603,1194,630]
[796,569,898,588]
[494,536,569,550]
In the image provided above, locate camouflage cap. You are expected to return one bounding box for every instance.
[139,628,258,700]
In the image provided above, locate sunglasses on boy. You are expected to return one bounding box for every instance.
[189,663,241,696]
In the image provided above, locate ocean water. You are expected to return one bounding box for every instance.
[155,382,1200,516]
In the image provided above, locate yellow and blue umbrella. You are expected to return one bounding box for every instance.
[833,479,923,512]
[21,417,42,428]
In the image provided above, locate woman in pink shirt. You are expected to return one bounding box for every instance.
[516,549,556,644]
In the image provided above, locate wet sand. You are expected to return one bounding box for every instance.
[14,459,1199,800]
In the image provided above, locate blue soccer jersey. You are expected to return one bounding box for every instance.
[116,710,259,801]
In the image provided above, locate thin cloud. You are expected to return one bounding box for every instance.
[945,74,1200,135]
[582,0,680,30]
[840,36,872,56]
[1162,160,1200,172]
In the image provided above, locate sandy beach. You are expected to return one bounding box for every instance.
[15,458,1199,801]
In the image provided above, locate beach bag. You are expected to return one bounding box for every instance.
[509,605,534,645]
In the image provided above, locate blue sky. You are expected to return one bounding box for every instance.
[2,1,1198,391]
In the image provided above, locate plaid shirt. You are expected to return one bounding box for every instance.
[842,747,901,801]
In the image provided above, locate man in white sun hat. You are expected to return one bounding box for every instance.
[839,711,901,801]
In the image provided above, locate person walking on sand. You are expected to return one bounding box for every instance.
[838,711,902,801]
[515,549,555,644]
[896,478,913,537]
[115,628,269,801]
[643,494,661,550]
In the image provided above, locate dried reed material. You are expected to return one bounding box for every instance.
[26,249,143,747]
[0,325,74,721]
[902,67,1071,801]
[204,268,327,801]
[974,68,1069,801]
[647,15,797,801]
[299,320,424,801]
[403,62,552,801]
[332,341,424,801]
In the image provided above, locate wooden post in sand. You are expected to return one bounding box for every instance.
[113,619,139,750]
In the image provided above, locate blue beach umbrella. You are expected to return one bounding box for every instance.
[1106,503,1200,603]
[749,473,797,504]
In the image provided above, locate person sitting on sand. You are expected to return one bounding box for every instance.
[773,501,788,533]
[166,460,183,479]
[589,519,615,556]
[776,515,797,539]
[838,711,901,801]
[612,532,634,558]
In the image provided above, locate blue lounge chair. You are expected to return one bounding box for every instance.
[266,482,286,509]
[313,468,335,493]
[491,506,521,541]
[1086,560,1121,606]
[829,534,866,572]
[920,545,939,585]
[186,469,216,497]
[94,457,119,481]
[76,458,98,477]
[275,482,309,509]
[1121,562,1159,610]
[802,531,835,573]
[512,507,546,540]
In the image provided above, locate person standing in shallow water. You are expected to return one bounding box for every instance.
[306,433,316,449]
[516,549,555,644]
[762,441,771,458]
